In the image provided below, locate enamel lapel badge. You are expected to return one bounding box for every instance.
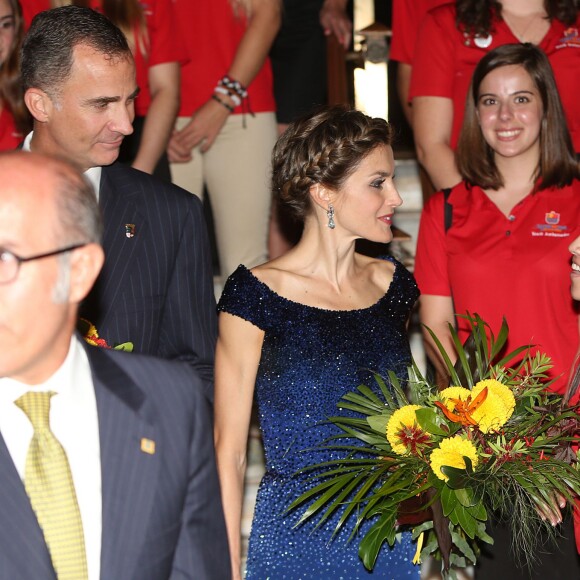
[125,224,136,238]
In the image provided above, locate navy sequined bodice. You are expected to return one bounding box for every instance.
[218,257,420,579]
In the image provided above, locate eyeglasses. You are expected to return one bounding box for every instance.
[0,243,87,284]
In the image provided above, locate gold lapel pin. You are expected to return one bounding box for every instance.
[140,438,156,454]
[125,223,136,238]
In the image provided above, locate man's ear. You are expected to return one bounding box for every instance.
[309,183,334,211]
[68,243,105,305]
[24,88,53,123]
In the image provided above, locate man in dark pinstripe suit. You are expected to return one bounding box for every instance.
[20,7,217,399]
[0,150,230,579]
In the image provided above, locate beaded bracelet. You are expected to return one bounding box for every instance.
[218,74,248,99]
[214,85,241,107]
[211,93,234,113]
[216,74,255,127]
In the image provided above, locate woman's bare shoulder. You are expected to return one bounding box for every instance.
[249,255,302,295]
[356,253,396,284]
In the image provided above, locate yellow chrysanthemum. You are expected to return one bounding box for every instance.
[386,405,430,455]
[439,387,471,412]
[430,436,479,482]
[473,379,515,411]
[471,379,515,433]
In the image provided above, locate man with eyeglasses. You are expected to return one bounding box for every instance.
[20,6,216,400]
[0,150,230,579]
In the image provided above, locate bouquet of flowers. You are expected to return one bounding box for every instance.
[288,314,580,578]
[79,318,133,352]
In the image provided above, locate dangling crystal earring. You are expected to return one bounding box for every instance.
[327,204,335,229]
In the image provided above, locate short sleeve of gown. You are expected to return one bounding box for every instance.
[217,265,270,331]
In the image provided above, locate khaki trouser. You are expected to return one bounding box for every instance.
[171,112,277,281]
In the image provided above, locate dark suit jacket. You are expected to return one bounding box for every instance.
[79,163,217,398]
[0,343,231,579]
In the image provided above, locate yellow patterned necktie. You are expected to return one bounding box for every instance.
[15,391,88,580]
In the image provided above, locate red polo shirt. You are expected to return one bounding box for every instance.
[128,0,186,116]
[409,4,580,151]
[391,0,452,65]
[415,181,580,393]
[172,0,276,117]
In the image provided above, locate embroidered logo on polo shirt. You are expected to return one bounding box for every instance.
[556,28,580,49]
[531,210,570,237]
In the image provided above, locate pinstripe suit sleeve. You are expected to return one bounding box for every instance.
[157,186,217,398]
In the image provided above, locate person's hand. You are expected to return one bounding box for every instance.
[535,491,566,526]
[167,98,230,163]
[319,0,351,49]
[167,127,193,163]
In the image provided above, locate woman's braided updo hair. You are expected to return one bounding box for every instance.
[272,106,394,220]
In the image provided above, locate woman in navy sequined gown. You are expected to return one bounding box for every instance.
[214,107,420,579]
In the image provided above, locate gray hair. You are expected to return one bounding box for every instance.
[52,253,72,304]
[52,164,102,245]
[52,161,102,303]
